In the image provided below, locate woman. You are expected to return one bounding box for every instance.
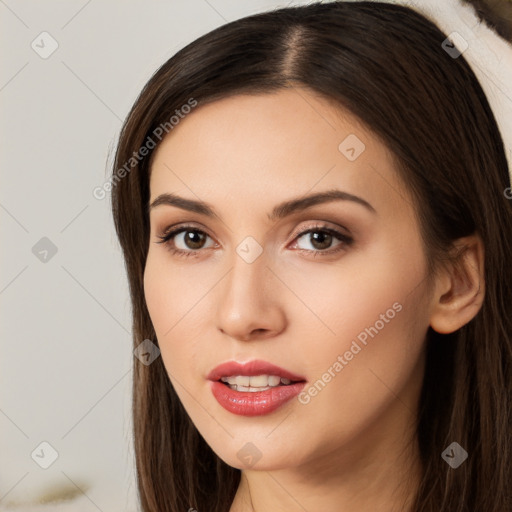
[110,2,512,511]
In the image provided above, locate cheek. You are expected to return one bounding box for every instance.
[280,238,427,348]
[144,254,171,335]
[283,237,429,402]
[293,286,427,455]
[144,251,201,332]
[143,252,214,379]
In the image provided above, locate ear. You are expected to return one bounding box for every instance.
[429,234,485,334]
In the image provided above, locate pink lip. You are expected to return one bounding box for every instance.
[207,359,306,382]
[207,359,307,417]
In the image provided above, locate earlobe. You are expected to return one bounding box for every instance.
[429,235,485,334]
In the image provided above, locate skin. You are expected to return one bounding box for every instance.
[144,89,485,512]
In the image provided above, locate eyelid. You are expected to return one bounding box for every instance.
[157,219,351,241]
[157,221,213,240]
[287,219,351,241]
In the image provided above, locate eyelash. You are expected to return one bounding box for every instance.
[156,223,354,259]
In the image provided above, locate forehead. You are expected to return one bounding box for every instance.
[148,89,413,222]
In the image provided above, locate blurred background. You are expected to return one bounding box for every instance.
[1,0,511,510]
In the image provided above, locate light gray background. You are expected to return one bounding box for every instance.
[1,0,511,510]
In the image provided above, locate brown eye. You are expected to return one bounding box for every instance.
[308,231,333,250]
[157,226,215,256]
[294,226,353,253]
[180,230,208,250]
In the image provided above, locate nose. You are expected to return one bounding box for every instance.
[215,249,287,342]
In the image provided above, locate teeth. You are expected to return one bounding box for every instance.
[235,385,272,392]
[249,375,269,387]
[235,376,250,387]
[268,375,281,386]
[219,374,295,390]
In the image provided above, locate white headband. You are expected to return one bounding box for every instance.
[397,0,512,182]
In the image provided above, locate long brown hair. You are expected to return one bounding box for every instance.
[110,2,512,511]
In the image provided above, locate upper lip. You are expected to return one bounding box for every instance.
[207,359,306,382]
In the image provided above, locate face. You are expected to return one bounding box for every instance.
[144,89,434,474]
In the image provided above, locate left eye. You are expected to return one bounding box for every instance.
[292,227,353,252]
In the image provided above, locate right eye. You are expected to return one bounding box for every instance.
[157,225,216,257]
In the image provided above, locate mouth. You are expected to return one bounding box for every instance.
[217,374,305,392]
[207,359,306,386]
[207,359,307,416]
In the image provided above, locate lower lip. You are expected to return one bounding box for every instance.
[210,380,306,416]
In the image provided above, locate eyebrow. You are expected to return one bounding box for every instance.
[148,189,377,220]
